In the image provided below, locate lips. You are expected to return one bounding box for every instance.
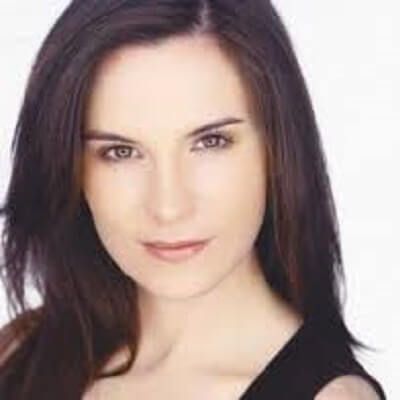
[143,239,209,250]
[142,239,211,262]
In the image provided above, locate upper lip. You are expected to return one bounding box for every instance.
[142,239,209,249]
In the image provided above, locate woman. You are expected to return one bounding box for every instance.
[0,0,386,399]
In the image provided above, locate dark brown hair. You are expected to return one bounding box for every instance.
[0,0,374,398]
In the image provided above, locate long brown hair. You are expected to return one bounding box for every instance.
[0,0,373,398]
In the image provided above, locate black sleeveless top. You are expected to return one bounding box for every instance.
[238,321,386,399]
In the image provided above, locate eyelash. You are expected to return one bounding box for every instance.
[97,131,235,163]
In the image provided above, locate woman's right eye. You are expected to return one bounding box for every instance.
[98,145,138,162]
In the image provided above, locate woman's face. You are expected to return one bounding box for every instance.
[82,34,268,299]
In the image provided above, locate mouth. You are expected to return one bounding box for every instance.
[142,239,210,249]
[142,239,211,263]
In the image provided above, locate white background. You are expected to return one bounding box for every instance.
[0,1,398,397]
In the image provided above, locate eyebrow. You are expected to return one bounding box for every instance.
[83,116,244,144]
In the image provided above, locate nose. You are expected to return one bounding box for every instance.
[146,156,193,224]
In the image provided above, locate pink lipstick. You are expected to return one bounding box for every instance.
[142,239,210,262]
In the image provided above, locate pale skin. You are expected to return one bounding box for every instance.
[80,34,379,399]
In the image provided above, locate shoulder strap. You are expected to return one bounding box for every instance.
[296,323,387,399]
[239,321,386,399]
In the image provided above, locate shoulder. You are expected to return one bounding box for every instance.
[315,375,381,400]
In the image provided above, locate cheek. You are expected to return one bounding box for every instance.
[82,165,147,237]
[191,149,267,267]
[193,148,267,217]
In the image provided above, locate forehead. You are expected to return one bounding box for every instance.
[84,34,253,135]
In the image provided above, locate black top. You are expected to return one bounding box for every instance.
[239,321,386,399]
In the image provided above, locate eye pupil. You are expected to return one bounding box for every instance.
[113,147,132,159]
[205,137,217,146]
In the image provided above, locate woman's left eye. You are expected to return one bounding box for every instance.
[192,132,234,151]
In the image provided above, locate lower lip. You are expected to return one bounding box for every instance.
[143,241,209,263]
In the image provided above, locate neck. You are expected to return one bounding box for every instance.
[133,250,301,375]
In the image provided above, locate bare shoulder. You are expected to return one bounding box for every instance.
[315,375,381,400]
